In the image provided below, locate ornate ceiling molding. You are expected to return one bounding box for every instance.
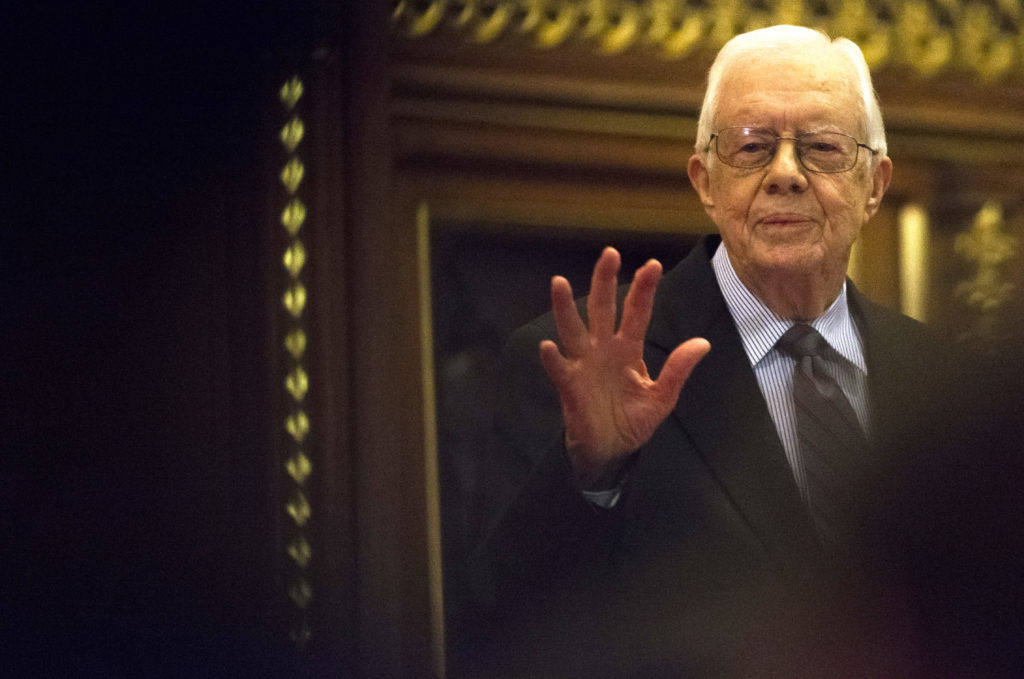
[391,0,1024,81]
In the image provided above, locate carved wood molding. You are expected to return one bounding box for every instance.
[388,4,1024,174]
[392,0,1024,82]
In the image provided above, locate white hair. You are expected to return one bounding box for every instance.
[695,25,887,158]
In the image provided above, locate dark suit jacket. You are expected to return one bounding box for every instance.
[470,235,958,676]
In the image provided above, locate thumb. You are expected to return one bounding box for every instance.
[652,338,711,406]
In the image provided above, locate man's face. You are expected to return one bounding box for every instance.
[688,50,892,294]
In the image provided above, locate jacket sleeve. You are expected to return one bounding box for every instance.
[469,317,623,607]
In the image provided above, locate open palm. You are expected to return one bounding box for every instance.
[539,248,710,489]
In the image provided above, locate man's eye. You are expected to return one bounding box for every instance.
[737,142,771,154]
[805,141,841,153]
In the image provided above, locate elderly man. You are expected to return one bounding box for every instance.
[470,25,958,676]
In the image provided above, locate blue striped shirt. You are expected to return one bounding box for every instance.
[711,242,870,501]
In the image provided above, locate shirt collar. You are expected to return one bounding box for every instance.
[711,242,867,374]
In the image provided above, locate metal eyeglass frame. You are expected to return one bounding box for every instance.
[706,127,879,174]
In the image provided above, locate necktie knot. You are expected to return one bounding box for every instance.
[777,323,827,360]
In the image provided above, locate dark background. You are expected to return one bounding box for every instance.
[5,3,319,675]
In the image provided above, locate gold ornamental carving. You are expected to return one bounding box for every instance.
[955,201,1018,314]
[277,73,315,651]
[392,0,1024,80]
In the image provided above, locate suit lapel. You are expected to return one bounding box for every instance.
[645,237,819,557]
[848,283,930,455]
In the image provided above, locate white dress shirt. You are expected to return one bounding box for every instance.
[711,242,870,502]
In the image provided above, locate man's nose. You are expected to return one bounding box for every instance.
[764,138,808,193]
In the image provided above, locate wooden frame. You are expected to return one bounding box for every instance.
[283,5,1024,675]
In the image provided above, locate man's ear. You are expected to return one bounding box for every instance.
[865,156,893,219]
[687,154,715,215]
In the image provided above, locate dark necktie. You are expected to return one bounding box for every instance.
[777,324,868,548]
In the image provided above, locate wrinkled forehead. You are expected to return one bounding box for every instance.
[715,48,861,128]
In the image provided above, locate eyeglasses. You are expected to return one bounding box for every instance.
[706,127,879,174]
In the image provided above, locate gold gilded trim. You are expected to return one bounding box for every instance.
[281,199,307,236]
[284,328,307,360]
[955,201,1018,323]
[392,0,1024,80]
[288,578,314,609]
[417,203,447,678]
[286,409,310,444]
[279,76,304,111]
[898,204,931,323]
[286,491,313,526]
[283,241,307,278]
[280,117,306,153]
[288,536,314,568]
[277,73,314,651]
[280,158,306,196]
[285,366,310,402]
[283,282,308,318]
[286,451,313,484]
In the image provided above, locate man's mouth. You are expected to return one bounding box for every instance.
[760,213,813,225]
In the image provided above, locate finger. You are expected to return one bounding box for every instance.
[586,247,621,340]
[652,338,711,406]
[550,275,589,357]
[618,259,663,343]
[538,339,570,388]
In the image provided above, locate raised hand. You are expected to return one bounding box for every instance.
[539,247,710,490]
